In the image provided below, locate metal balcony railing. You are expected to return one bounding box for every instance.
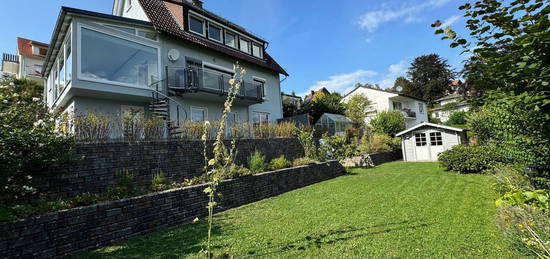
[166,67,264,102]
[401,108,417,118]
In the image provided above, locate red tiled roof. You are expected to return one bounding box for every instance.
[17,37,49,59]
[137,0,288,76]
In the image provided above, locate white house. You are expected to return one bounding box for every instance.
[41,0,288,138]
[396,122,467,162]
[342,84,428,128]
[430,93,470,123]
[1,38,49,86]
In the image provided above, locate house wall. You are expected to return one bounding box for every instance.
[18,55,45,85]
[431,104,470,123]
[1,61,18,75]
[116,0,150,21]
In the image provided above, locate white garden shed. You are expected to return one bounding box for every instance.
[396,122,468,162]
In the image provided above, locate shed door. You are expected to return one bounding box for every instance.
[413,132,430,161]
[428,131,445,160]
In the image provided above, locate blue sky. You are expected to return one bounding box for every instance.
[0,0,468,97]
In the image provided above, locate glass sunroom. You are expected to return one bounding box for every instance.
[315,113,353,136]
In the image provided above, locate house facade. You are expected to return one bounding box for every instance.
[42,0,287,137]
[1,38,49,85]
[342,84,428,128]
[430,93,470,123]
[281,92,302,109]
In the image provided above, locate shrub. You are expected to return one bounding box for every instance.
[122,111,144,141]
[0,78,73,201]
[247,150,266,173]
[438,145,502,174]
[496,189,549,212]
[445,111,469,126]
[293,157,317,167]
[369,110,405,136]
[144,117,165,140]
[268,156,291,171]
[358,133,401,154]
[297,126,317,160]
[73,113,112,142]
[68,192,104,207]
[274,122,296,138]
[107,169,134,198]
[318,134,352,161]
[493,164,532,195]
[150,171,168,192]
[180,121,208,140]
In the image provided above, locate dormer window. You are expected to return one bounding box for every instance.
[189,15,205,36]
[252,43,263,58]
[225,31,236,48]
[32,46,48,56]
[208,23,222,42]
[239,37,250,54]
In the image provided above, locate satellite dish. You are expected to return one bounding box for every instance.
[168,49,180,62]
[396,86,403,92]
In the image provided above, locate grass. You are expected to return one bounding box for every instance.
[77,162,521,258]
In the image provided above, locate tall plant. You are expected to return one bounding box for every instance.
[202,64,245,258]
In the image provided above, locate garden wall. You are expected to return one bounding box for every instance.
[370,150,403,166]
[34,138,304,200]
[0,161,345,259]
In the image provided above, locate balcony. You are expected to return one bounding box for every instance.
[166,67,264,103]
[401,108,417,119]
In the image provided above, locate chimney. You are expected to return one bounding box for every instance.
[191,0,203,8]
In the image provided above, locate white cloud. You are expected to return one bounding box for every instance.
[358,0,451,33]
[439,15,461,28]
[378,60,408,89]
[301,70,377,97]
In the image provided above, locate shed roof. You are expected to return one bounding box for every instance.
[395,122,465,137]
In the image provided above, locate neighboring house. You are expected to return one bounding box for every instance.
[281,92,302,109]
[342,84,428,128]
[1,38,49,85]
[303,87,330,105]
[42,0,288,138]
[396,122,467,162]
[430,93,470,123]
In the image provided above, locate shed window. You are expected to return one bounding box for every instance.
[430,132,443,146]
[415,133,427,146]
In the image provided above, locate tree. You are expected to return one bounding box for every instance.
[397,54,455,103]
[344,94,371,128]
[435,1,550,171]
[369,110,405,136]
[299,91,345,124]
[445,111,469,126]
[282,98,299,117]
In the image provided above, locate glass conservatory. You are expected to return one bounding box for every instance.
[315,113,353,136]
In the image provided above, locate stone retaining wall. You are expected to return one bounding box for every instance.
[0,161,345,258]
[33,138,304,200]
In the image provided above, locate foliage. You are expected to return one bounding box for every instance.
[395,54,455,103]
[143,117,165,140]
[253,121,296,139]
[297,126,317,160]
[73,113,112,142]
[299,91,345,123]
[268,156,291,171]
[496,189,549,212]
[247,150,266,174]
[344,93,371,128]
[428,112,442,124]
[292,157,317,167]
[497,205,550,258]
[80,162,522,258]
[493,164,532,195]
[282,98,299,117]
[369,110,405,136]
[107,169,134,198]
[0,78,73,201]
[122,110,144,142]
[358,133,401,154]
[150,171,168,192]
[444,111,469,126]
[438,145,503,174]
[318,134,349,161]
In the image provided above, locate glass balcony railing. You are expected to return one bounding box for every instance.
[166,67,264,102]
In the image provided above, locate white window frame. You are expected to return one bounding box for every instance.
[253,76,267,98]
[418,102,424,114]
[99,22,158,42]
[239,37,251,54]
[76,23,162,90]
[188,14,206,37]
[190,106,208,122]
[252,43,263,58]
[253,111,270,125]
[207,22,223,43]
[224,31,236,48]
[393,101,403,110]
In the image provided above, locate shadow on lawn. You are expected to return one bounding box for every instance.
[247,220,431,258]
[79,214,237,259]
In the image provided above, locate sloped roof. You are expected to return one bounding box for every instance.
[396,122,465,137]
[137,0,288,76]
[343,84,427,102]
[17,37,49,59]
[317,113,352,123]
[434,93,462,102]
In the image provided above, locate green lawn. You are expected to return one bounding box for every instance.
[78,162,521,258]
